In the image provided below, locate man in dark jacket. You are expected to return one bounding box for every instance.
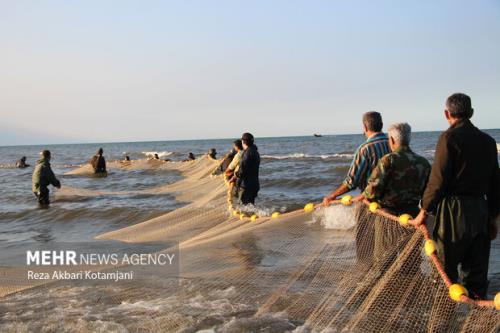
[412,93,499,298]
[32,150,61,207]
[90,148,107,175]
[234,133,260,205]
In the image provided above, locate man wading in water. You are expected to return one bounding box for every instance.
[233,133,260,205]
[32,150,61,207]
[90,148,107,176]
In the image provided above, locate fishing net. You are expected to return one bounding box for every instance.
[1,156,499,332]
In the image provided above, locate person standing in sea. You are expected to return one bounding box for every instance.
[234,133,260,205]
[411,93,499,299]
[90,148,107,176]
[32,150,61,207]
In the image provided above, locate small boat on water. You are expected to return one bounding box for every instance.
[313,133,323,138]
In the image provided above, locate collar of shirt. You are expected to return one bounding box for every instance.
[366,132,387,143]
[449,118,473,131]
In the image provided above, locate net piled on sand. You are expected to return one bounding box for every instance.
[1,156,499,332]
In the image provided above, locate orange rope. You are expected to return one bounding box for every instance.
[321,199,497,309]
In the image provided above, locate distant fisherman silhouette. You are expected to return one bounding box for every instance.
[208,148,217,159]
[16,156,30,168]
[32,150,61,207]
[90,148,107,176]
[233,133,260,205]
[183,152,195,162]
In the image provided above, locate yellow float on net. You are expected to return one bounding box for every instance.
[399,214,412,227]
[424,239,437,256]
[494,292,500,310]
[449,284,468,302]
[250,214,258,221]
[239,213,246,220]
[271,212,281,219]
[369,202,380,213]
[341,195,353,206]
[232,210,239,217]
[304,203,315,212]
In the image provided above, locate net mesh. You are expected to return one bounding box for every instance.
[1,156,499,332]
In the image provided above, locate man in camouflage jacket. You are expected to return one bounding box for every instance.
[32,150,61,207]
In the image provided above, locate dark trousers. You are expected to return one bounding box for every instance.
[238,187,258,205]
[434,196,490,298]
[34,188,50,206]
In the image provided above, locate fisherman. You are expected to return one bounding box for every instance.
[323,111,390,204]
[225,140,244,181]
[32,150,61,207]
[208,148,217,159]
[323,112,390,262]
[411,93,499,299]
[16,156,30,168]
[90,148,107,175]
[362,123,430,216]
[360,123,430,261]
[182,152,196,162]
[225,140,244,200]
[213,148,236,176]
[233,133,260,205]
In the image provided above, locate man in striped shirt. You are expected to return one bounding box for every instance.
[323,112,390,205]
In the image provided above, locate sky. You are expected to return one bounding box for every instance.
[0,0,499,145]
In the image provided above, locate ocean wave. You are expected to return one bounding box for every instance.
[142,151,173,158]
[262,177,334,189]
[261,153,353,160]
[313,205,356,230]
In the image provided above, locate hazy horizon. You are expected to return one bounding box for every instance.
[1,1,499,146]
[2,127,500,148]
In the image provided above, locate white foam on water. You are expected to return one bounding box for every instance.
[142,151,173,158]
[261,153,353,160]
[313,205,356,230]
[220,312,296,332]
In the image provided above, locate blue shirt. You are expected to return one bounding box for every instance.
[343,132,390,191]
